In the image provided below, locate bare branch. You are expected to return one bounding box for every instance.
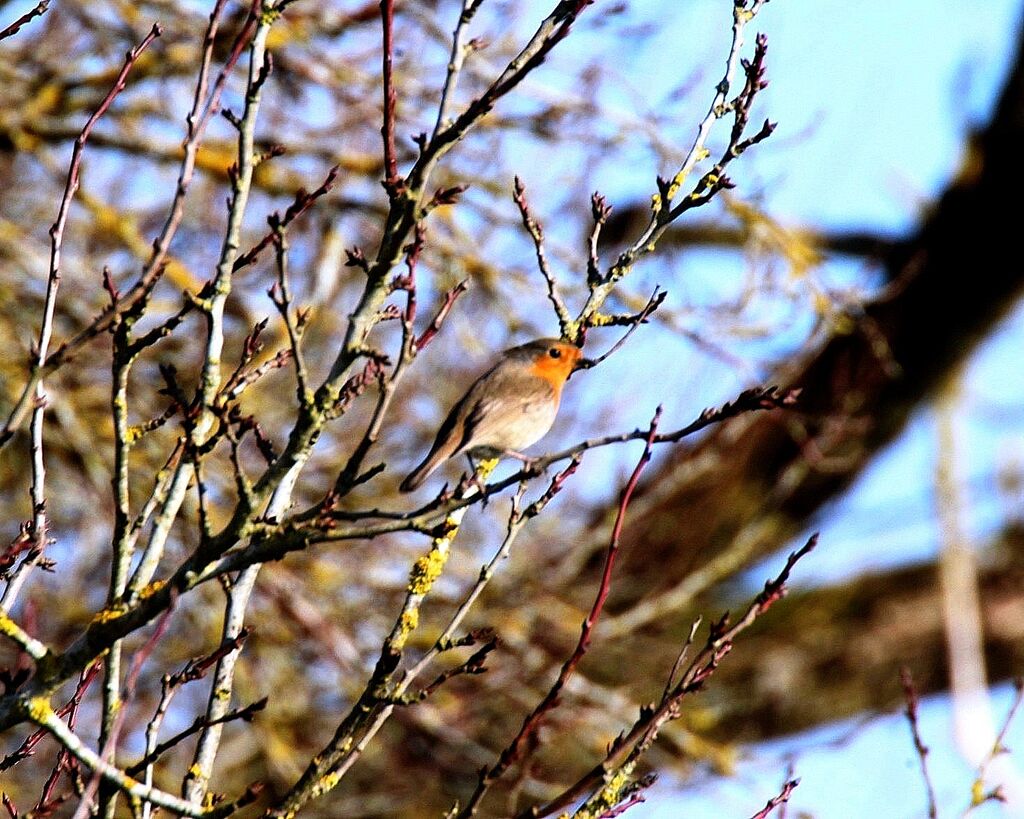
[520,535,817,818]
[0,0,49,42]
[1,22,163,613]
[900,667,939,819]
[964,678,1024,814]
[0,0,243,447]
[512,176,573,337]
[459,408,662,816]
[432,0,485,138]
[749,779,800,819]
[380,0,401,197]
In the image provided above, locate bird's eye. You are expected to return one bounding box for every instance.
[548,347,562,359]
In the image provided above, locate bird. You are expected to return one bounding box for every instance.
[399,338,589,492]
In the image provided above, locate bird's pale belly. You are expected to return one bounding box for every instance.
[468,398,558,456]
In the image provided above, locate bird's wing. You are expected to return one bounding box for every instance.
[458,365,555,451]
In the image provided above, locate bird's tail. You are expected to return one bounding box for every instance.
[399,449,447,493]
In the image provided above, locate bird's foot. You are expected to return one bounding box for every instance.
[501,450,544,475]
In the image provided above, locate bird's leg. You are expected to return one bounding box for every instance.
[501,449,542,474]
[462,453,491,501]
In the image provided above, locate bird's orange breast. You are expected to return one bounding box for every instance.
[526,345,582,395]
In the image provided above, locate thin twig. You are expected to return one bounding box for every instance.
[0,662,100,773]
[512,175,572,336]
[380,0,401,195]
[749,779,800,819]
[900,666,939,819]
[0,0,49,42]
[182,567,261,805]
[270,227,312,404]
[34,663,96,813]
[432,0,485,138]
[24,701,207,819]
[963,678,1024,814]
[575,0,771,334]
[74,601,176,819]
[574,288,666,370]
[233,164,340,273]
[586,192,611,285]
[97,311,142,819]
[129,698,266,777]
[181,3,280,806]
[333,227,431,493]
[415,279,469,351]
[137,632,249,819]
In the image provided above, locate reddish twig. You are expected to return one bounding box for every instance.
[415,279,469,351]
[520,535,817,819]
[35,663,100,811]
[0,661,101,772]
[41,20,163,362]
[0,524,34,579]
[0,0,49,41]
[71,600,176,819]
[749,779,800,819]
[460,407,663,816]
[233,165,340,272]
[900,667,938,819]
[379,0,401,196]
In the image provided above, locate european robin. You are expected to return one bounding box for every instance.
[399,338,588,492]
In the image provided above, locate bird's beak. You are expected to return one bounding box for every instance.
[570,357,596,378]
